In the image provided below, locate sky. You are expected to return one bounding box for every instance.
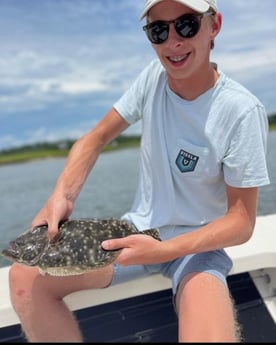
[0,0,275,150]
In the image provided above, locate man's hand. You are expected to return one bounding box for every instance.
[31,194,73,241]
[102,234,166,266]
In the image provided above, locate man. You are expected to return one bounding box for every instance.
[9,0,270,342]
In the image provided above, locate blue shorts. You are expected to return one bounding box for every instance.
[109,225,233,296]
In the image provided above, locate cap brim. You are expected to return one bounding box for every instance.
[140,0,212,20]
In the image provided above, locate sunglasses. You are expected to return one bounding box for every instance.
[143,11,214,44]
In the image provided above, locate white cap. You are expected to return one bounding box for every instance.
[140,0,218,19]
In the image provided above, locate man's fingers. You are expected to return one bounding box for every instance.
[101,238,125,251]
[46,218,61,241]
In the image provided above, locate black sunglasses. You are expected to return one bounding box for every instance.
[143,11,214,44]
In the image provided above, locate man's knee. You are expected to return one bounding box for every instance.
[9,263,36,284]
[9,264,39,303]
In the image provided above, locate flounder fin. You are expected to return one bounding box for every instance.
[141,228,161,241]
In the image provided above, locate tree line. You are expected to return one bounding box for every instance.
[0,135,141,155]
[268,113,276,126]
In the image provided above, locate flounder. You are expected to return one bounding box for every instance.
[1,218,161,276]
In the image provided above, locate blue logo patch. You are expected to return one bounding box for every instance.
[175,150,199,173]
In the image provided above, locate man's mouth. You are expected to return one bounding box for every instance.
[168,53,189,63]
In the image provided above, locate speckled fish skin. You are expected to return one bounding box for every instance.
[1,218,161,276]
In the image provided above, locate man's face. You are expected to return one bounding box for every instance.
[146,0,220,82]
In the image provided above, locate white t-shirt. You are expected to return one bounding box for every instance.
[113,59,270,230]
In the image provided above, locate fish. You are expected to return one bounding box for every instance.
[1,218,161,276]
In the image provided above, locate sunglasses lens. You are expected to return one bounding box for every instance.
[144,22,169,44]
[176,15,200,38]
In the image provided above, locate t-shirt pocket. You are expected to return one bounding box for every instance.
[170,139,211,178]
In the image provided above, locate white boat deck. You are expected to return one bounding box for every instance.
[0,213,275,328]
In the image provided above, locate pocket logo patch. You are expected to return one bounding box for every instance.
[175,150,199,173]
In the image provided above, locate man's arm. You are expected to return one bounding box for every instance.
[31,108,129,239]
[102,186,259,266]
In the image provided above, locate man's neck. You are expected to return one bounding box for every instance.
[168,63,219,101]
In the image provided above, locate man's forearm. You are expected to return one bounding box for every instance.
[53,131,104,203]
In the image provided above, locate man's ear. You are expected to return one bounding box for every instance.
[211,12,222,38]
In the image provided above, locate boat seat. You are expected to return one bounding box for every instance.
[226,213,276,275]
[0,214,275,328]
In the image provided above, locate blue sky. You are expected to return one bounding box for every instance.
[0,0,275,150]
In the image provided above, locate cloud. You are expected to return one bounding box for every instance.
[0,0,275,150]
[0,0,152,119]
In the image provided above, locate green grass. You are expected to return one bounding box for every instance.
[0,137,141,166]
[0,149,70,165]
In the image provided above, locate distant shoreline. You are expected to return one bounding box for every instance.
[1,126,275,166]
[0,136,141,167]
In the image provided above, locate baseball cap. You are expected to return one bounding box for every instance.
[140,0,218,19]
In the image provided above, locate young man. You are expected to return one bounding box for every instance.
[9,0,270,342]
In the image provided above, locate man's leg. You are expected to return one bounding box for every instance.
[9,263,113,342]
[176,272,241,342]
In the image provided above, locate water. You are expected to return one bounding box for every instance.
[0,132,275,267]
[258,131,276,215]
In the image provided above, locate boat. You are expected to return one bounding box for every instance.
[0,213,275,342]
